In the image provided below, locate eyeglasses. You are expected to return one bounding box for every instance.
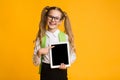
[47,15,61,21]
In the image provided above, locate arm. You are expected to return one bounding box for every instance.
[65,34,76,64]
[70,49,76,64]
[33,38,54,66]
[33,38,41,66]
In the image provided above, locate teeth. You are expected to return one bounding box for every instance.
[50,22,56,25]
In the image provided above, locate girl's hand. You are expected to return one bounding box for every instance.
[59,63,67,69]
[37,46,54,56]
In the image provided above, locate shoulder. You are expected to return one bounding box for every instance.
[35,38,40,46]
[59,31,67,36]
[65,34,68,41]
[64,33,68,39]
[59,31,68,41]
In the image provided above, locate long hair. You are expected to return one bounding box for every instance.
[35,6,76,52]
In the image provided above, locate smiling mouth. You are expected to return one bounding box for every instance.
[49,22,56,25]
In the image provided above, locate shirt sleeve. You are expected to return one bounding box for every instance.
[34,38,41,55]
[70,50,76,64]
[65,35,76,64]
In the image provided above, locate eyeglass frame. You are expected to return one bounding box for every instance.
[47,15,62,21]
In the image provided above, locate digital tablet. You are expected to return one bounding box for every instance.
[50,42,71,68]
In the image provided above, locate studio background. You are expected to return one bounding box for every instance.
[0,0,120,80]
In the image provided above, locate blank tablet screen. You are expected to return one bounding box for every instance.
[50,42,70,68]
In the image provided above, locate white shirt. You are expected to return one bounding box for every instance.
[34,29,76,64]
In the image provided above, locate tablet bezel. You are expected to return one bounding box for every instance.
[50,42,71,69]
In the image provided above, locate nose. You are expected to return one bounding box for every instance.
[51,18,55,21]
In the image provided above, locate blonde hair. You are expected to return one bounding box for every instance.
[35,6,76,52]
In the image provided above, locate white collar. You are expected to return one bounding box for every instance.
[46,29,60,37]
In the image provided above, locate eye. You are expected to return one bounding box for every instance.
[53,17,58,20]
[48,15,53,19]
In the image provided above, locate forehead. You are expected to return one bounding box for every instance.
[48,10,62,17]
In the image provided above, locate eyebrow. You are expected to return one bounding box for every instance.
[48,15,60,18]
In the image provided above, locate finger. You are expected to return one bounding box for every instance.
[61,63,65,65]
[62,64,65,67]
[48,46,55,49]
[60,63,66,69]
[51,46,55,48]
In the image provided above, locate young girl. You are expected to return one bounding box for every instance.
[33,6,76,80]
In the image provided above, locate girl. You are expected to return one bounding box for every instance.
[33,6,76,80]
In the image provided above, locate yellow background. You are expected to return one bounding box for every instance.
[0,0,120,80]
